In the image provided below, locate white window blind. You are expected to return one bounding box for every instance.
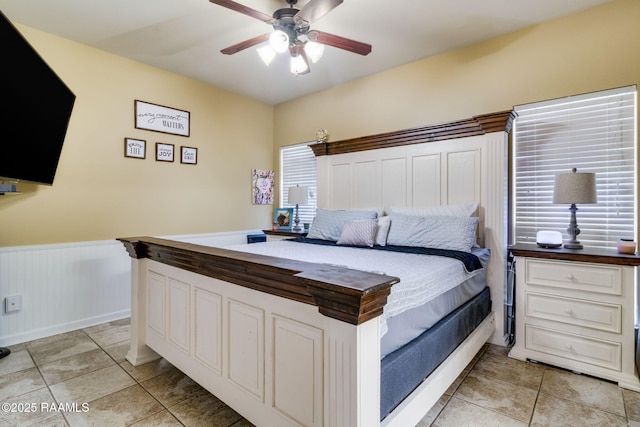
[280,142,317,224]
[513,86,637,249]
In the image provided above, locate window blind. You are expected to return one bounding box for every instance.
[513,86,637,249]
[280,142,317,224]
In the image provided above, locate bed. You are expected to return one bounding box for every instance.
[118,110,513,427]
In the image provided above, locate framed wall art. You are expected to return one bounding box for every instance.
[156,143,175,162]
[124,138,146,159]
[135,100,190,137]
[252,169,274,205]
[181,146,198,165]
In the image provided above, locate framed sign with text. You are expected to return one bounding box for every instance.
[181,146,198,165]
[156,143,175,162]
[124,138,146,159]
[135,100,190,137]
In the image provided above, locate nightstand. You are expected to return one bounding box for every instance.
[262,229,308,242]
[509,243,640,391]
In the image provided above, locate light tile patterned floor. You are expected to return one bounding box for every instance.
[2,318,640,426]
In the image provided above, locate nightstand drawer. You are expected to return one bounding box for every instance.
[525,259,622,295]
[526,292,622,333]
[525,325,621,371]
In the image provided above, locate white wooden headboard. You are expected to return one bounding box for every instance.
[313,113,512,345]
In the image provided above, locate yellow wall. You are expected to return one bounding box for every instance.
[0,26,274,247]
[274,0,640,171]
[3,0,638,247]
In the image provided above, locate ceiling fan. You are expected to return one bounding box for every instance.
[209,0,372,75]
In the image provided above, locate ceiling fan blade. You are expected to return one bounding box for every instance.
[221,33,269,55]
[313,30,371,56]
[295,0,343,25]
[209,0,275,24]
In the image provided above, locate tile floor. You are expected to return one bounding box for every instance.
[1,318,639,426]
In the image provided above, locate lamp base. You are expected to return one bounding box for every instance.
[292,203,301,232]
[563,242,584,250]
[564,203,584,250]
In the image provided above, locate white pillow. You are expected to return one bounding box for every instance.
[337,219,378,247]
[375,216,391,246]
[386,214,479,252]
[387,202,478,218]
[307,209,378,241]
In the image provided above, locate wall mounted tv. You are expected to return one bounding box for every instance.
[1,10,76,186]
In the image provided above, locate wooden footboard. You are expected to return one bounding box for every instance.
[119,236,399,427]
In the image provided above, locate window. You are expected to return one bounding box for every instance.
[280,142,317,224]
[512,86,637,249]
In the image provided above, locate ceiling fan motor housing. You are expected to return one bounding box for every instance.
[273,7,308,44]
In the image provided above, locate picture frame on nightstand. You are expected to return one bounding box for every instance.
[273,208,293,230]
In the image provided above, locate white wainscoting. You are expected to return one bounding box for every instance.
[0,230,260,346]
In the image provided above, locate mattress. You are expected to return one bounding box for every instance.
[380,246,490,358]
[224,239,485,338]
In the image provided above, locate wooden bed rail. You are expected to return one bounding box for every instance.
[118,236,398,325]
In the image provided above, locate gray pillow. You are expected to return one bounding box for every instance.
[337,219,378,247]
[386,214,479,252]
[307,209,378,241]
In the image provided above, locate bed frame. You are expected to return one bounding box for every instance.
[118,111,514,427]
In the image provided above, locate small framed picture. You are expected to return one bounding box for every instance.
[124,138,146,159]
[273,207,294,230]
[181,146,198,165]
[156,143,174,162]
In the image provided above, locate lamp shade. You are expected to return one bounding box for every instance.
[553,168,597,204]
[288,185,308,205]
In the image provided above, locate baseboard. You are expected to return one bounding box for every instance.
[0,310,130,347]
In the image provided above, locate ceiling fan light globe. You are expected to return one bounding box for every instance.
[290,55,309,75]
[269,30,289,53]
[304,41,324,63]
[257,45,276,66]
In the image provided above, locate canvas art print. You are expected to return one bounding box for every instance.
[252,169,274,205]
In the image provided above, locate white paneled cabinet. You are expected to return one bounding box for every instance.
[509,244,640,391]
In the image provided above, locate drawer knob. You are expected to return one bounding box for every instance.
[565,308,574,316]
[566,273,575,280]
[565,343,573,351]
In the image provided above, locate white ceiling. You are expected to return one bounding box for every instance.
[1,0,612,105]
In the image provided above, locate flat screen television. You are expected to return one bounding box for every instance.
[0,10,76,186]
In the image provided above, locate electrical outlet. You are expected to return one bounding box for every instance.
[5,295,22,313]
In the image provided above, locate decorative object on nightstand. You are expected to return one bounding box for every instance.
[553,168,597,249]
[618,238,636,254]
[288,184,308,232]
[273,207,293,230]
[536,230,562,249]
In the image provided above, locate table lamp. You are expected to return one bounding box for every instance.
[553,168,597,249]
[288,185,308,232]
